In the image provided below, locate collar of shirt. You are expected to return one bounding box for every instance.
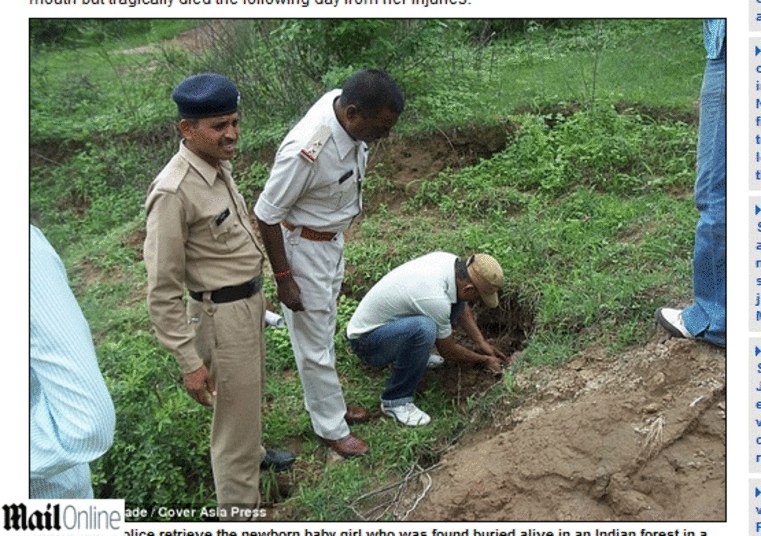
[178,140,233,187]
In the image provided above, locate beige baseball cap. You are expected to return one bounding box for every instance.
[466,253,504,308]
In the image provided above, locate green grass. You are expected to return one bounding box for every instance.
[30,20,201,144]
[31,18,703,520]
[399,19,703,132]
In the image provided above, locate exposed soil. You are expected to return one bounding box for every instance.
[369,122,514,188]
[408,335,726,521]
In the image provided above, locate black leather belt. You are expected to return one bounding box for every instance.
[189,275,262,304]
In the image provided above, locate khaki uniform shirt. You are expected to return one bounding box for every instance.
[144,142,265,373]
[254,89,368,232]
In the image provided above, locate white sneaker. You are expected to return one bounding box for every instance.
[427,353,445,369]
[381,402,431,426]
[655,307,694,339]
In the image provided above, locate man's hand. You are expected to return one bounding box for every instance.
[277,275,305,312]
[256,219,305,312]
[478,341,508,362]
[183,365,216,407]
[483,355,503,375]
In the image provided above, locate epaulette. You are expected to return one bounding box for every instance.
[299,125,332,163]
[154,154,191,194]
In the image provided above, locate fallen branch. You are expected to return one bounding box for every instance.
[350,462,443,521]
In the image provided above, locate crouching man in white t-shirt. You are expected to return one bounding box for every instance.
[346,252,509,426]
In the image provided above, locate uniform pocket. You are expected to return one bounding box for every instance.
[308,172,357,211]
[208,212,249,253]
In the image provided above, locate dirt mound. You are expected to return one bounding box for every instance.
[409,336,726,521]
[370,122,513,185]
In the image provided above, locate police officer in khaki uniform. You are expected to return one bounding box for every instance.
[254,69,404,458]
[144,74,291,517]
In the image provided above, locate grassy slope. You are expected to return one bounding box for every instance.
[29,19,704,519]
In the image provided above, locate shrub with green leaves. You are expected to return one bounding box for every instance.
[411,105,695,217]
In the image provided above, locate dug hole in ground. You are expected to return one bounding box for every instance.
[350,124,725,522]
[330,122,726,522]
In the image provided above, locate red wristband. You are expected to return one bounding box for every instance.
[274,269,291,281]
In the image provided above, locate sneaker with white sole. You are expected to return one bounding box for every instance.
[381,402,431,426]
[655,307,694,340]
[427,353,445,369]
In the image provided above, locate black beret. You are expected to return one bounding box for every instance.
[172,73,240,119]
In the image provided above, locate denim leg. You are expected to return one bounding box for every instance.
[682,46,726,347]
[350,316,437,405]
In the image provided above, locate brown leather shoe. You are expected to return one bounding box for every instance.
[345,405,370,425]
[319,433,369,458]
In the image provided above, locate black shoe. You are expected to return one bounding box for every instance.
[261,449,295,472]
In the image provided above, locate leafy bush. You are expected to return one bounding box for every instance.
[30,138,174,248]
[91,330,214,509]
[165,20,471,132]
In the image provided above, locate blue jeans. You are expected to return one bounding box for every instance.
[681,44,726,347]
[349,316,437,406]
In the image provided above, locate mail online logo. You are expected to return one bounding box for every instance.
[2,502,122,533]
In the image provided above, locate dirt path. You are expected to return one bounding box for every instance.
[409,336,725,521]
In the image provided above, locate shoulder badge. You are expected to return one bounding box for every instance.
[299,125,332,163]
[155,154,191,193]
